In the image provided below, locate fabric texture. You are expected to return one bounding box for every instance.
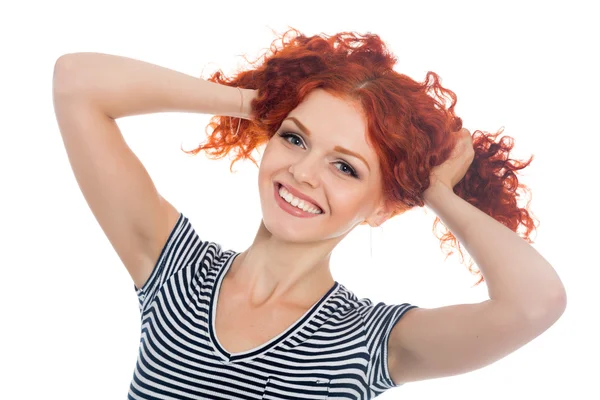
[129,213,417,399]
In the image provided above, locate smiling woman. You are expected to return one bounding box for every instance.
[53,27,565,400]
[192,28,538,279]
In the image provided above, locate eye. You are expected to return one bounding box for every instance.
[278,132,305,148]
[334,161,359,178]
[278,131,360,179]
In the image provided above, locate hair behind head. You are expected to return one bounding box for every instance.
[184,27,538,286]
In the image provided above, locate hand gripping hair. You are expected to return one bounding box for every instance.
[184,28,537,286]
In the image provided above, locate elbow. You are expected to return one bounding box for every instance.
[53,55,73,95]
[550,287,567,319]
[526,288,567,326]
[53,53,84,96]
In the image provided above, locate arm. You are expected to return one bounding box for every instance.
[387,179,567,384]
[54,52,256,119]
[53,53,257,290]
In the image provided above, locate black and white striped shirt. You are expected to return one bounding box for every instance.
[129,213,417,399]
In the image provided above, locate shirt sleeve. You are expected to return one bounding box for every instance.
[133,212,210,315]
[358,300,419,390]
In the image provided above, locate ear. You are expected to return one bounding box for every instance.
[363,202,394,228]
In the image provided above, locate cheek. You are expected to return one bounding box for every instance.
[257,151,290,200]
[258,144,278,178]
[260,141,288,172]
[328,187,367,218]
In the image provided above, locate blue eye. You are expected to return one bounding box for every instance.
[278,132,305,148]
[277,131,359,179]
[335,162,359,178]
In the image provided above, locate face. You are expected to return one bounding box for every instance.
[257,89,389,244]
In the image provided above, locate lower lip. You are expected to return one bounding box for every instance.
[274,183,323,218]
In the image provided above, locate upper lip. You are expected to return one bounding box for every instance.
[276,182,324,212]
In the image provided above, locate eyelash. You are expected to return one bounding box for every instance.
[277,132,360,179]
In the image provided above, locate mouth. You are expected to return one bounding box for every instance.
[274,182,325,216]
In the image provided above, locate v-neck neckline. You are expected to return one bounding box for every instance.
[208,252,339,363]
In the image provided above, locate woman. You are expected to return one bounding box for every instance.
[53,28,566,399]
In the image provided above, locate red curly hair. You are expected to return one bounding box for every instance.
[183,28,538,286]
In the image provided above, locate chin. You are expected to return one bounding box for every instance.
[257,177,329,243]
[261,213,311,243]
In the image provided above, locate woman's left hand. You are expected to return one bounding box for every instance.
[429,128,475,190]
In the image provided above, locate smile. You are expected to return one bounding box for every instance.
[274,183,324,218]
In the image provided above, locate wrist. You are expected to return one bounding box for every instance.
[241,88,258,120]
[423,181,454,207]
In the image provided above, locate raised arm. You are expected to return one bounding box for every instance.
[52,52,256,289]
[387,131,566,384]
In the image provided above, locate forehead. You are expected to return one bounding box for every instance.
[288,89,367,134]
[286,90,377,161]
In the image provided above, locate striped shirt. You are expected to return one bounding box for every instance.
[129,213,417,399]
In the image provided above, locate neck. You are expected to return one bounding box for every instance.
[228,220,340,309]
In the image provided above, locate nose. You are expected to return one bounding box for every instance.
[288,154,320,188]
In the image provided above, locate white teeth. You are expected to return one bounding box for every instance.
[278,185,322,214]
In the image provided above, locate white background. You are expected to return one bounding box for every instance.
[1,0,598,399]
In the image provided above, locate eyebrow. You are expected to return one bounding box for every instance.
[284,116,371,172]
